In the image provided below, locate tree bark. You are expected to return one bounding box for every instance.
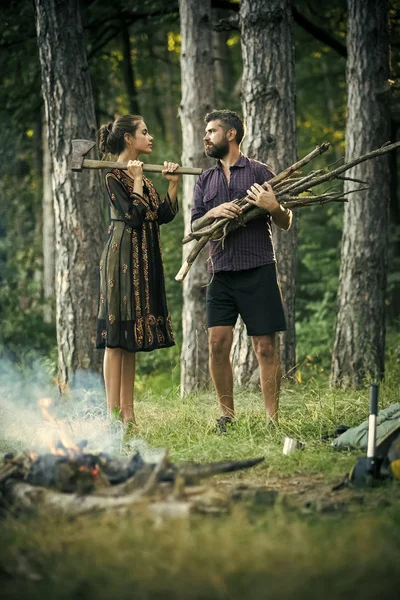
[231,318,259,388]
[120,20,140,115]
[178,0,215,395]
[330,0,390,388]
[388,119,400,322]
[236,0,298,384]
[34,0,104,384]
[147,31,167,138]
[42,116,55,324]
[212,8,236,104]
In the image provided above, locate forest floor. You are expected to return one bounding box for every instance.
[0,358,400,599]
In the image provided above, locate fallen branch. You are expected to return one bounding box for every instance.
[283,140,400,196]
[1,450,265,520]
[3,457,265,518]
[190,143,331,234]
[175,236,210,282]
[175,140,400,282]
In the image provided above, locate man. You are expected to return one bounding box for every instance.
[191,109,292,432]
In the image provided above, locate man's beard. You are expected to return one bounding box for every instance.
[205,138,230,159]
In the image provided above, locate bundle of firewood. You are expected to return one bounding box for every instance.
[176,140,400,282]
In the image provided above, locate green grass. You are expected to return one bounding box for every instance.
[1,502,400,599]
[131,363,400,479]
[1,357,400,599]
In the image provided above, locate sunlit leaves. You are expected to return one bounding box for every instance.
[167,31,181,53]
[227,33,240,47]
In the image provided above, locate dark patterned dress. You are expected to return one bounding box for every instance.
[96,168,177,353]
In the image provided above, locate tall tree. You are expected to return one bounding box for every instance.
[120,20,140,115]
[330,0,390,388]
[178,0,214,395]
[234,0,298,383]
[34,0,104,384]
[211,8,236,106]
[41,117,55,324]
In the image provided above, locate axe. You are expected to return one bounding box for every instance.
[70,139,203,175]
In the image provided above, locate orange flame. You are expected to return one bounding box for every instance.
[38,397,81,457]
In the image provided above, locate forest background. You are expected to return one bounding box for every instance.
[0,0,399,389]
[1,3,400,597]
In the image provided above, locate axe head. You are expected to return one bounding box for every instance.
[71,139,96,171]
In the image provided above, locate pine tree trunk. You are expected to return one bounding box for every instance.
[330,0,390,388]
[236,0,297,384]
[42,117,54,324]
[34,0,104,384]
[212,9,236,104]
[178,0,215,395]
[388,120,400,322]
[120,21,140,115]
[147,32,167,139]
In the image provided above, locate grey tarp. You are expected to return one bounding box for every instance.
[332,403,400,456]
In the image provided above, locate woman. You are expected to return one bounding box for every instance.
[96,114,179,425]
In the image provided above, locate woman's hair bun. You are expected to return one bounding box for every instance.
[98,121,114,156]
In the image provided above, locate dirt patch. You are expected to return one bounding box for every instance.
[216,472,400,515]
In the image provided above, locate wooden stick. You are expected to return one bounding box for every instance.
[226,186,369,229]
[275,169,324,195]
[190,143,331,233]
[287,140,400,195]
[176,140,399,282]
[264,142,331,185]
[177,146,332,274]
[175,236,210,282]
[188,143,331,240]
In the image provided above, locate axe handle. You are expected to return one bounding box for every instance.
[367,384,379,458]
[77,158,202,175]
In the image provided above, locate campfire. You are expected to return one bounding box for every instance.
[0,445,265,519]
[0,398,265,519]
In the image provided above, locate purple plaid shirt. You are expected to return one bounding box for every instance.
[191,154,275,272]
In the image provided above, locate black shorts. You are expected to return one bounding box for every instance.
[206,263,287,336]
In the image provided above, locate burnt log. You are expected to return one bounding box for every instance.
[0,449,270,520]
[0,449,265,519]
[162,456,265,485]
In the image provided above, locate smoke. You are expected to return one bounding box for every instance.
[0,352,166,462]
[0,344,169,469]
[0,353,124,455]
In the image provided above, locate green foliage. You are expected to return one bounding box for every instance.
[295,202,343,368]
[0,165,56,360]
[292,0,347,367]
[0,1,53,361]
[294,0,347,157]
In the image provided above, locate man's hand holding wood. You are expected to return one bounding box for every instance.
[247,182,292,230]
[207,202,242,220]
